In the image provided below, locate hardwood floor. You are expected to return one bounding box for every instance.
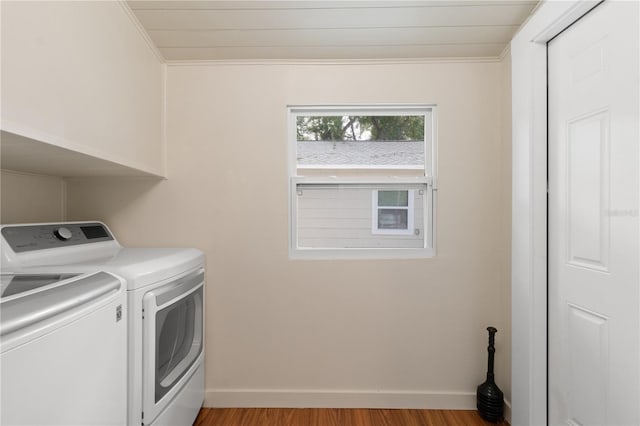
[194,408,509,426]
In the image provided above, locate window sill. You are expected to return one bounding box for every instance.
[288,247,435,260]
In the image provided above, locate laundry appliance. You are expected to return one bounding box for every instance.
[1,222,206,426]
[0,270,127,426]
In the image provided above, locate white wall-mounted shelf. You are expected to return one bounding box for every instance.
[1,1,166,179]
[1,131,164,178]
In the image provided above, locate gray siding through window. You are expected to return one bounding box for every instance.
[296,187,424,249]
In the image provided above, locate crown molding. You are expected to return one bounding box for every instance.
[499,44,511,61]
[165,56,502,67]
[117,0,165,64]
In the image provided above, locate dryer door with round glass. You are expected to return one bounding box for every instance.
[142,267,204,424]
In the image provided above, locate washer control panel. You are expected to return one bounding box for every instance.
[1,223,114,253]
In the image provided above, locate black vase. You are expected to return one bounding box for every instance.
[477,326,504,422]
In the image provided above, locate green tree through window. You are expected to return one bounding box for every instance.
[297,115,424,141]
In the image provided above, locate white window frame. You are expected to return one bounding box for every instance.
[288,104,437,260]
[372,189,415,235]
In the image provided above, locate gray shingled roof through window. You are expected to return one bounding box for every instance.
[297,141,424,168]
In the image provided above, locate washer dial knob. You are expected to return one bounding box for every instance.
[53,227,73,241]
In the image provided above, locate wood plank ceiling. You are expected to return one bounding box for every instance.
[126,1,539,61]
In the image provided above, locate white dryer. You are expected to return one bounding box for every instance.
[1,222,206,426]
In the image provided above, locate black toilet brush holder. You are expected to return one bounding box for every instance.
[477,326,504,422]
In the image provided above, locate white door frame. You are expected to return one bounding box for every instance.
[510,1,602,425]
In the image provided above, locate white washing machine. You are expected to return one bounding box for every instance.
[1,222,206,426]
[0,271,127,426]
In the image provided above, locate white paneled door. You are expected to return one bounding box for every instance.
[548,1,639,425]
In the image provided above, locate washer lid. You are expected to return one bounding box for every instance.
[1,274,81,299]
[3,246,204,291]
[0,272,122,339]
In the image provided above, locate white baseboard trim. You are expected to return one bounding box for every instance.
[205,389,477,410]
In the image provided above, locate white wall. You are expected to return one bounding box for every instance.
[65,59,512,409]
[1,170,65,224]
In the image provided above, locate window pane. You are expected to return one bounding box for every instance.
[290,106,435,257]
[378,209,408,229]
[297,115,424,141]
[296,115,425,169]
[378,190,408,207]
[295,184,424,249]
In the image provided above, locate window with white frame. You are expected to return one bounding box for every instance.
[373,190,415,235]
[289,105,436,259]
